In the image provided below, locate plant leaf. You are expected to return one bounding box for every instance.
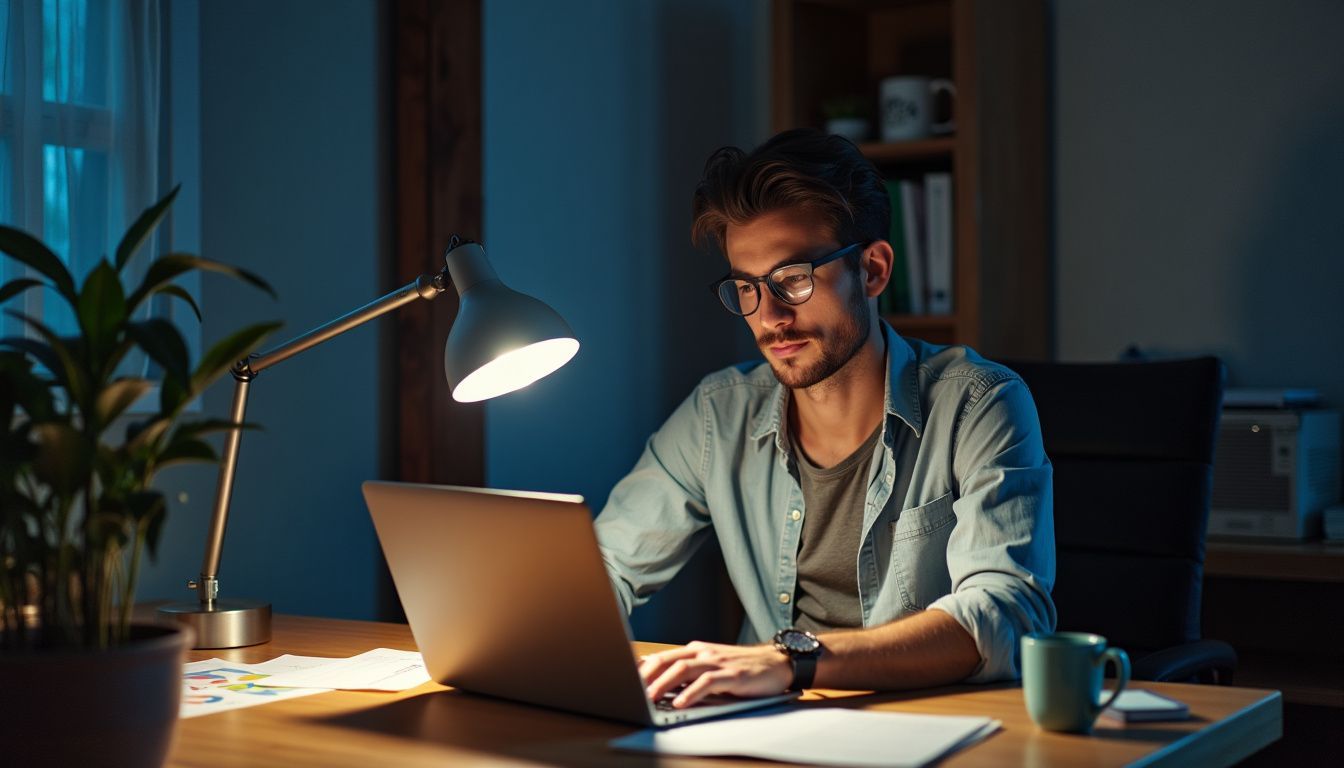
[158,374,189,416]
[3,311,89,406]
[0,277,46,305]
[171,417,263,439]
[0,225,78,303]
[77,260,128,359]
[126,416,173,452]
[0,350,55,424]
[128,253,275,315]
[126,318,191,388]
[31,422,91,497]
[114,186,179,272]
[156,436,217,468]
[153,283,202,322]
[128,491,168,560]
[96,378,153,427]
[0,335,67,392]
[191,321,282,394]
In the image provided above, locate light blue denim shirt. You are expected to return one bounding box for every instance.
[594,322,1056,682]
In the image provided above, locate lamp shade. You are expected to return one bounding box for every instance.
[442,242,579,402]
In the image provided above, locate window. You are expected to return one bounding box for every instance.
[1,0,199,395]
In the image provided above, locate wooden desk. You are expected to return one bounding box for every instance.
[168,615,1281,767]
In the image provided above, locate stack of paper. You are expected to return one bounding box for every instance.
[259,648,430,691]
[182,656,332,718]
[610,708,1000,768]
[180,648,431,719]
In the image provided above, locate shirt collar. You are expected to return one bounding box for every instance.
[749,321,925,445]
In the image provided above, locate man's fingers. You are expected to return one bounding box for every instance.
[672,668,742,708]
[638,647,697,684]
[645,658,712,702]
[639,645,721,684]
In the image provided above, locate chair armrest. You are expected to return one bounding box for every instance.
[1133,639,1237,684]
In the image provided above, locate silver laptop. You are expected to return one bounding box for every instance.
[363,481,798,726]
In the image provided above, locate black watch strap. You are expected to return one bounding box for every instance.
[774,628,822,691]
[790,653,817,690]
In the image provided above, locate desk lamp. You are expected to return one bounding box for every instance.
[158,237,578,648]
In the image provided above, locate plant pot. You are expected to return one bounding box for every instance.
[0,623,192,768]
[825,117,871,144]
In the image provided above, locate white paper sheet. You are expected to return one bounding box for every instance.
[610,708,1001,768]
[181,658,329,719]
[244,654,342,676]
[256,648,431,691]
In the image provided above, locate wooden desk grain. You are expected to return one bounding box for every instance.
[167,615,1281,767]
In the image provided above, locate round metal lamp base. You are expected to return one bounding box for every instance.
[158,598,272,649]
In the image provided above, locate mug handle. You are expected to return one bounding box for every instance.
[929,78,957,134]
[1093,647,1132,715]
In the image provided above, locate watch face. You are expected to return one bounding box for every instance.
[778,629,820,654]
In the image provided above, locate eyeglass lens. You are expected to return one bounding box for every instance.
[717,264,815,316]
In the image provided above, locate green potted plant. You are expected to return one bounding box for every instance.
[0,187,278,767]
[821,94,872,144]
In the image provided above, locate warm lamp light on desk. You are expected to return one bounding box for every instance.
[158,237,579,648]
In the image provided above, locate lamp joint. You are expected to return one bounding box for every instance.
[231,356,257,381]
[192,576,219,604]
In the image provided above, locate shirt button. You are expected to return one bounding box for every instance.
[779,593,791,604]
[790,509,802,521]
[886,473,894,483]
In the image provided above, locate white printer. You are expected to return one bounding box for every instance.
[1209,392,1341,540]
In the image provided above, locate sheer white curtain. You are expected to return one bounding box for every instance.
[0,0,162,339]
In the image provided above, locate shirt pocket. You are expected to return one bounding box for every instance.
[889,492,956,612]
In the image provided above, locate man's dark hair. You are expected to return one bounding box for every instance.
[691,129,890,253]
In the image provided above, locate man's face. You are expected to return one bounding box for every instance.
[724,209,871,390]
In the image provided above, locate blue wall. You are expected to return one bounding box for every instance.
[1054,0,1344,406]
[482,0,769,640]
[138,0,386,621]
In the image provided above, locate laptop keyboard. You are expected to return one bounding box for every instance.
[654,689,743,711]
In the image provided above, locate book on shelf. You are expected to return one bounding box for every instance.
[899,179,926,315]
[879,179,910,315]
[924,171,953,315]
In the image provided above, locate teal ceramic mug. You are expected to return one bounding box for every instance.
[1021,632,1131,733]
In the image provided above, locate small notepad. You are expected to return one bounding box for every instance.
[1100,689,1190,723]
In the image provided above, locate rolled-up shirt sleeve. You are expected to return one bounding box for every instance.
[927,375,1056,683]
[594,385,714,616]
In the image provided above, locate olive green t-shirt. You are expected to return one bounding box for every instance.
[792,424,883,634]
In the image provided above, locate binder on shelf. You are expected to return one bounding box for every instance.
[899,179,927,315]
[924,172,953,315]
[880,180,910,315]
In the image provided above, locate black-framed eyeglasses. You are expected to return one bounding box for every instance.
[710,242,863,317]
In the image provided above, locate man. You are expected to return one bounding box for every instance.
[594,129,1055,710]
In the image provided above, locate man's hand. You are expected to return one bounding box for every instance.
[639,640,793,708]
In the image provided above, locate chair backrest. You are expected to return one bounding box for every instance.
[1005,357,1225,656]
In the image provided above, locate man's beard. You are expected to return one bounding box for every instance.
[757,275,871,390]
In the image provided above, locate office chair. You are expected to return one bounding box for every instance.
[1005,356,1236,684]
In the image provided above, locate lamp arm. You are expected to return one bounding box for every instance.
[192,268,451,605]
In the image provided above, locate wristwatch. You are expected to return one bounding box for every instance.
[772,628,822,691]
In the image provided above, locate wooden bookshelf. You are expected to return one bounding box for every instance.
[1205,540,1344,583]
[856,137,955,162]
[772,0,1049,359]
[1202,542,1344,709]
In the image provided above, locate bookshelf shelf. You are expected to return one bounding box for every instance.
[1205,540,1344,583]
[884,313,958,345]
[858,137,956,163]
[883,313,955,330]
[773,0,1049,359]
